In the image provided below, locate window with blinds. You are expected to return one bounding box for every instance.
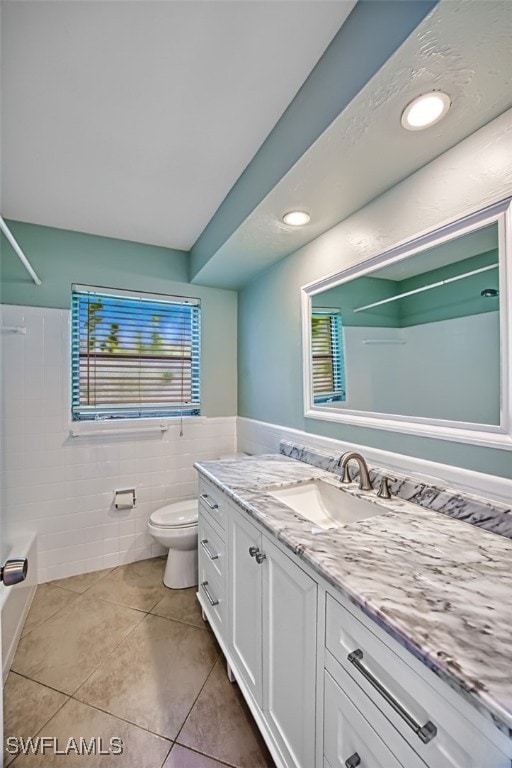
[71,286,201,420]
[311,310,345,403]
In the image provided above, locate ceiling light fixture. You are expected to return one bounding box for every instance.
[401,91,451,131]
[282,211,311,227]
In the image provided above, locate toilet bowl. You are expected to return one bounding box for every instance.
[147,499,198,589]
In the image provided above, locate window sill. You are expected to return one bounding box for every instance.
[69,415,207,438]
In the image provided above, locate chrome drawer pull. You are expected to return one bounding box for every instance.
[200,493,219,510]
[200,581,219,606]
[249,546,259,557]
[348,649,437,744]
[200,539,219,560]
[345,754,361,768]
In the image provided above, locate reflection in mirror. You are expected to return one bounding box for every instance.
[309,220,502,426]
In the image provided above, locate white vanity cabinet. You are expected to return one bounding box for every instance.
[228,504,318,768]
[196,475,512,768]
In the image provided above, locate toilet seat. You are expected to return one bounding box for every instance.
[149,499,198,529]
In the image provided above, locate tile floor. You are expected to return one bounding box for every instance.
[4,557,275,767]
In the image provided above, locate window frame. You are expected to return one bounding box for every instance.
[71,284,201,422]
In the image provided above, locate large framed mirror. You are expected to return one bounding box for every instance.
[301,198,512,449]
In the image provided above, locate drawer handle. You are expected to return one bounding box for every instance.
[200,493,219,510]
[200,539,219,560]
[345,754,361,768]
[249,546,259,557]
[348,649,437,744]
[200,581,219,606]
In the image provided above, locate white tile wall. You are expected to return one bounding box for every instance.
[1,305,236,582]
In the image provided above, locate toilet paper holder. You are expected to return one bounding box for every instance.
[114,488,136,509]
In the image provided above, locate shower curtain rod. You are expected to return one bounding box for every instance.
[0,216,42,286]
[353,263,498,314]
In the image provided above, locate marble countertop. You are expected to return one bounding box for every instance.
[195,454,512,738]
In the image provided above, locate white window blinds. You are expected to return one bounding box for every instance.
[71,286,200,420]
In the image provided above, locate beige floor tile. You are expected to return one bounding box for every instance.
[85,558,167,612]
[11,698,171,768]
[164,744,230,768]
[151,587,206,629]
[178,660,275,768]
[76,614,219,740]
[3,673,69,767]
[21,583,78,637]
[51,567,115,594]
[12,595,144,695]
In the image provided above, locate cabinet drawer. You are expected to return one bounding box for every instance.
[325,593,510,768]
[198,559,226,640]
[324,670,405,768]
[325,651,425,768]
[199,477,227,532]
[198,513,225,583]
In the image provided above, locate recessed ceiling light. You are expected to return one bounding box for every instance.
[401,91,451,131]
[282,211,311,226]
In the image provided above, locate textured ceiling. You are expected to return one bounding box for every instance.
[193,0,512,288]
[0,0,354,249]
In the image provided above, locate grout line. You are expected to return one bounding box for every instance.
[69,610,149,698]
[66,694,174,743]
[172,654,221,746]
[18,588,82,640]
[9,685,174,760]
[4,675,71,766]
[159,741,174,768]
[78,591,160,616]
[148,610,213,633]
[168,742,240,768]
[70,611,217,741]
[6,670,72,698]
[47,564,118,595]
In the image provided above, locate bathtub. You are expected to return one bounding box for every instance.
[1,532,37,682]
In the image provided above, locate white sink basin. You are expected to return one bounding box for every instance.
[266,480,385,530]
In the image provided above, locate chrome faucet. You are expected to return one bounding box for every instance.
[338,451,373,491]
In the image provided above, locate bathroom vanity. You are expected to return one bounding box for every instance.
[195,453,512,768]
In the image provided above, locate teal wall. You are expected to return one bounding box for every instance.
[0,221,237,417]
[237,234,511,480]
[399,249,499,327]
[0,220,190,307]
[312,277,400,327]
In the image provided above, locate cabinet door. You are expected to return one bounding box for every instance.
[228,508,263,704]
[262,536,317,768]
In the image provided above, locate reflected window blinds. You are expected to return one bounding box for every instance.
[311,310,345,403]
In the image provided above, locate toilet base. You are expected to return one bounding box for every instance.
[164,547,198,589]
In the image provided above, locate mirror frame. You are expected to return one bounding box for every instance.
[301,198,512,450]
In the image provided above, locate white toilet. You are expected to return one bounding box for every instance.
[148,453,246,589]
[147,498,199,589]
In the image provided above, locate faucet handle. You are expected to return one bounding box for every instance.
[377,476,392,499]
